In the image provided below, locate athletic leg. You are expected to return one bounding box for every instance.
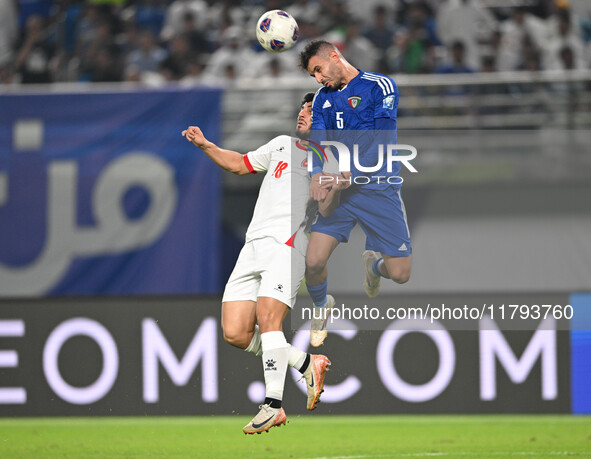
[243,296,290,434]
[305,232,339,306]
[221,301,257,350]
[380,254,411,284]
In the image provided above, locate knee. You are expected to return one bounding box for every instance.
[305,253,326,276]
[222,327,251,349]
[388,266,411,284]
[256,311,282,333]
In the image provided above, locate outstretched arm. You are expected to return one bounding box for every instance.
[182,125,251,175]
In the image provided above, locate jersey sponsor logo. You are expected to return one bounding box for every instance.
[322,100,331,109]
[301,158,308,167]
[272,161,288,178]
[348,96,362,109]
[383,95,395,110]
[274,283,284,292]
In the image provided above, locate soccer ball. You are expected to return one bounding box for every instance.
[255,10,299,53]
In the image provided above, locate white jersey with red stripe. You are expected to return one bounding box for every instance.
[243,135,312,255]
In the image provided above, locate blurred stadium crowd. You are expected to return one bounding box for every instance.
[1,0,590,86]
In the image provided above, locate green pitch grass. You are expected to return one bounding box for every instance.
[0,415,589,458]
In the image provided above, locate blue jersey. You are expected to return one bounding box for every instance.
[310,70,400,188]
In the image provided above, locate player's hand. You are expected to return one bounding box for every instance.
[317,172,352,192]
[181,126,207,148]
[310,173,329,201]
[335,171,352,191]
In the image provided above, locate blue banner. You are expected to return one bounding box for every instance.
[0,87,222,296]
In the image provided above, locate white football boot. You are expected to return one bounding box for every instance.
[243,404,286,434]
[310,294,335,347]
[362,250,381,298]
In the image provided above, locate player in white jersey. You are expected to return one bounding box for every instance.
[182,93,347,434]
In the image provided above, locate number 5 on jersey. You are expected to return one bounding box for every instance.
[336,111,344,129]
[273,161,288,178]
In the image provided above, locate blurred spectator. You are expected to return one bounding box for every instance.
[160,0,208,42]
[74,4,102,56]
[437,0,497,71]
[180,56,204,85]
[89,46,122,82]
[386,25,435,75]
[2,0,590,87]
[14,15,56,83]
[181,11,209,55]
[126,29,166,73]
[123,63,142,82]
[559,45,576,70]
[77,19,122,81]
[346,0,395,28]
[18,0,54,30]
[159,35,193,80]
[323,0,351,36]
[0,64,17,84]
[546,1,583,43]
[343,19,379,72]
[287,0,322,26]
[386,29,410,73]
[498,7,549,71]
[202,26,255,81]
[518,35,543,71]
[436,40,475,74]
[207,0,248,42]
[481,55,496,73]
[203,61,239,87]
[130,0,168,38]
[117,16,140,56]
[405,2,437,72]
[0,0,18,67]
[364,5,396,53]
[545,9,587,70]
[483,29,502,72]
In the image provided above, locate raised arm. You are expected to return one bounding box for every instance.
[182,125,251,175]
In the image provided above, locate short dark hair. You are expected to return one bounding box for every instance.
[301,92,315,107]
[451,40,465,52]
[299,40,335,71]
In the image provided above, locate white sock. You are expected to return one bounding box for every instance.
[246,327,305,370]
[261,331,289,401]
[288,345,307,371]
[245,325,262,357]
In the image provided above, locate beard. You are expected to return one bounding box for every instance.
[295,127,311,140]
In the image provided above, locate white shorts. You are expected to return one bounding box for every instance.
[222,237,305,309]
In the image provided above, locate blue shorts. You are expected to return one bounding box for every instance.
[311,186,412,257]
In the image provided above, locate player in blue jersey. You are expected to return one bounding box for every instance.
[299,40,412,346]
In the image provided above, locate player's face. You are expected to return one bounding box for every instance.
[296,101,312,138]
[307,55,343,90]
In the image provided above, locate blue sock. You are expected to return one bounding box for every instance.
[306,280,328,307]
[372,258,386,278]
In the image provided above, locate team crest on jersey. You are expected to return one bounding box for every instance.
[348,96,362,109]
[301,158,308,167]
